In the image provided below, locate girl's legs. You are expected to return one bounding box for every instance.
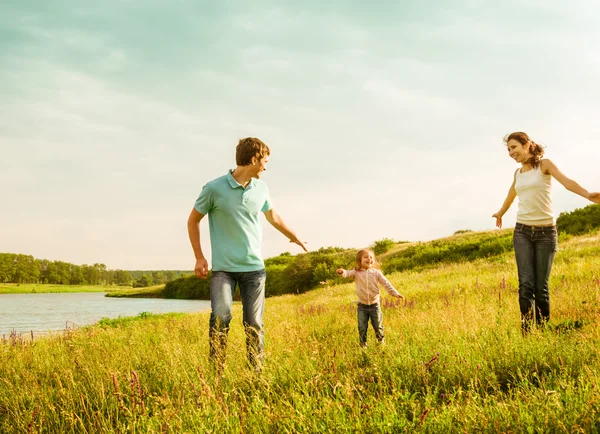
[370,305,385,343]
[357,304,369,347]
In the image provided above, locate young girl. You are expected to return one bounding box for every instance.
[492,132,600,333]
[336,249,404,347]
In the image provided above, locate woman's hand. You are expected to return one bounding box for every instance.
[492,212,503,228]
[589,192,600,203]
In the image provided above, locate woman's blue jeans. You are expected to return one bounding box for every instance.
[209,269,266,367]
[357,303,384,346]
[513,223,557,331]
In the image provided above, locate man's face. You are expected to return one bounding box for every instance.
[252,155,269,178]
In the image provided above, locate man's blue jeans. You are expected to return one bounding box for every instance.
[357,303,384,346]
[513,223,557,331]
[209,269,266,367]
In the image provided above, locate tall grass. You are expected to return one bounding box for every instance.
[1,233,600,432]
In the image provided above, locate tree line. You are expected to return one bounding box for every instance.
[3,205,597,291]
[0,254,189,287]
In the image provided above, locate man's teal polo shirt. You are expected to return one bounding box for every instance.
[194,170,273,272]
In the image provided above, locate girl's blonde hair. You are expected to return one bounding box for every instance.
[503,132,545,169]
[355,248,380,271]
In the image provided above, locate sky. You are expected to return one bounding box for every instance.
[1,1,599,271]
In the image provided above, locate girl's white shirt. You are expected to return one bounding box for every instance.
[341,268,400,305]
[515,163,555,226]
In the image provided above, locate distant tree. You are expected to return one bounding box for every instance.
[133,274,152,288]
[55,261,71,284]
[151,271,167,285]
[94,263,107,285]
[70,265,85,285]
[44,262,59,284]
[38,259,50,283]
[114,269,133,286]
[13,254,39,283]
[0,253,17,283]
[82,264,94,285]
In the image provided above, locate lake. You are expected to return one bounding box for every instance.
[0,292,210,337]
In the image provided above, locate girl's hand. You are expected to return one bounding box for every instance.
[336,268,344,275]
[589,192,600,203]
[492,212,503,228]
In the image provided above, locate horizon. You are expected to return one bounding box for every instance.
[2,2,599,269]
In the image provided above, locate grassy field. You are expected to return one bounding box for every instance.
[0,283,119,294]
[1,233,600,432]
[104,285,165,298]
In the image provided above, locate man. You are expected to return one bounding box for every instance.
[187,137,307,369]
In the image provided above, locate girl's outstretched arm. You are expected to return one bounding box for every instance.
[376,270,402,298]
[336,269,354,278]
[492,171,518,228]
[542,159,600,203]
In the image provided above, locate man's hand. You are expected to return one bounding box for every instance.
[194,258,209,279]
[589,192,600,203]
[290,237,308,252]
[263,209,308,252]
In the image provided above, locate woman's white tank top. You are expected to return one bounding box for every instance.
[515,164,555,226]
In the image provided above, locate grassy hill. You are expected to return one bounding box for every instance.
[1,231,600,432]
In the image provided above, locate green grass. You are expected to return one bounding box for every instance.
[0,283,165,297]
[104,285,165,298]
[1,233,600,432]
[0,283,119,294]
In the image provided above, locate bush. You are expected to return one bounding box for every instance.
[162,275,211,299]
[372,238,395,255]
[557,204,600,236]
[265,252,295,267]
[265,264,289,297]
[133,275,152,288]
[454,229,473,235]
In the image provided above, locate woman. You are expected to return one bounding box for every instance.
[493,132,600,333]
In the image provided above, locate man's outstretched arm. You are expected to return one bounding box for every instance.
[264,209,308,252]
